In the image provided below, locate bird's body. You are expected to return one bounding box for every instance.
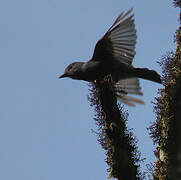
[59,9,161,106]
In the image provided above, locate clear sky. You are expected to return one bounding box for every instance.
[0,0,178,179]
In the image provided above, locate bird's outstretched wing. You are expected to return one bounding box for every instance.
[92,9,136,66]
[114,78,144,106]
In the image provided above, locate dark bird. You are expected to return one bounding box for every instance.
[59,9,161,106]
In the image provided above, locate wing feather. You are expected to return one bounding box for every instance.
[92,9,137,66]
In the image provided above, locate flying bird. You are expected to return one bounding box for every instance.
[59,9,161,106]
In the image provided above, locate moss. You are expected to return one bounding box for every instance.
[88,77,142,179]
[149,22,181,179]
[173,0,181,7]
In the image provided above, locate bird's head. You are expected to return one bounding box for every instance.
[59,62,85,80]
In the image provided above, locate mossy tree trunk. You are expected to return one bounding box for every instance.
[149,4,181,179]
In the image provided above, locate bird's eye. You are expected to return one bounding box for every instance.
[65,64,74,72]
[68,65,73,70]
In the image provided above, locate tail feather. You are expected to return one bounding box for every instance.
[114,78,144,106]
[133,68,161,83]
[117,95,145,106]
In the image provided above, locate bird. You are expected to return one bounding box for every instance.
[59,9,161,106]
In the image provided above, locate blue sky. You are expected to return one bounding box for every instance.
[0,0,178,179]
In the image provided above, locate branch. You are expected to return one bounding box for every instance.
[88,77,142,179]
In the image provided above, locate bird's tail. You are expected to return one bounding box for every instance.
[114,78,144,106]
[133,68,161,83]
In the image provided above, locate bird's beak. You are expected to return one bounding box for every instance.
[59,73,67,79]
